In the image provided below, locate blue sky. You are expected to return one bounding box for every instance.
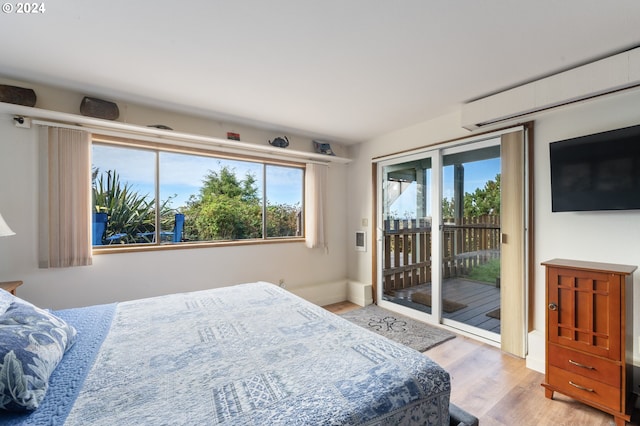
[443,157,501,199]
[94,144,499,217]
[92,145,303,209]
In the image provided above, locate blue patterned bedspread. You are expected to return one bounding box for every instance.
[4,282,450,425]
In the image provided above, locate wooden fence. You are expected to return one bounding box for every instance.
[383,215,500,294]
[383,218,432,293]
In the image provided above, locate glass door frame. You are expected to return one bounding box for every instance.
[376,148,442,326]
[439,138,501,343]
[375,128,524,344]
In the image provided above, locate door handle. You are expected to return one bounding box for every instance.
[548,303,558,311]
[569,381,594,392]
[569,359,595,370]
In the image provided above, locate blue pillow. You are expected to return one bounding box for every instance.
[0,289,77,412]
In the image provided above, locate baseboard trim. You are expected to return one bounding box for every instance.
[289,280,348,306]
[287,279,373,308]
[526,330,545,373]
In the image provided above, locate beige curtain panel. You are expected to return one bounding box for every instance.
[304,163,328,250]
[39,127,92,268]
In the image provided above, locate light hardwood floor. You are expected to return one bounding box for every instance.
[324,301,640,426]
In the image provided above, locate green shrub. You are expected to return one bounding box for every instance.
[466,258,500,284]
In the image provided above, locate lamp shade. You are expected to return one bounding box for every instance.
[0,213,15,237]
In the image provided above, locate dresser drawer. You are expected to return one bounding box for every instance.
[548,344,620,387]
[548,365,621,411]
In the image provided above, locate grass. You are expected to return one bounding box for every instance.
[466,258,500,284]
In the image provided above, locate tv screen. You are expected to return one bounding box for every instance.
[550,124,640,212]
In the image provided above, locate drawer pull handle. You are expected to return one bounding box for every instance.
[568,359,595,370]
[569,381,594,392]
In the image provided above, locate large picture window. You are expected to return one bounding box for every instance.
[91,141,304,247]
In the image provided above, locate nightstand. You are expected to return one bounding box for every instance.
[0,280,23,295]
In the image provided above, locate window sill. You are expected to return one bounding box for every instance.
[92,237,306,255]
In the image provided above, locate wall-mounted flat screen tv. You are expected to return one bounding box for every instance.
[550,124,640,212]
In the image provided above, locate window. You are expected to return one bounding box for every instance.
[92,141,304,247]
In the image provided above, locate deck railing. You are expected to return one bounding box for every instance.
[383,215,500,294]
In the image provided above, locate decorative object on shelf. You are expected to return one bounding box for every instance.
[227,132,240,141]
[268,136,289,148]
[313,140,335,155]
[147,124,173,130]
[0,84,36,107]
[0,213,15,237]
[79,96,119,120]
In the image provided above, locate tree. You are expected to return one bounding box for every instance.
[266,202,300,237]
[92,169,177,243]
[442,197,455,220]
[183,166,262,240]
[93,169,154,242]
[464,174,500,216]
[442,174,500,220]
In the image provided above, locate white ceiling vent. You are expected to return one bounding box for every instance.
[461,47,640,130]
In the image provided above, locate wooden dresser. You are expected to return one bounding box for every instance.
[541,259,636,426]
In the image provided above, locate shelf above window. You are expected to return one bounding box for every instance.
[0,102,352,164]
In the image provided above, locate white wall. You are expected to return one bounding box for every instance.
[0,81,349,310]
[529,88,640,371]
[346,86,640,372]
[346,111,469,283]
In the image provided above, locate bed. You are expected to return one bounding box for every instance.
[0,281,452,425]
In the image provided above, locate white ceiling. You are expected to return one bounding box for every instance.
[1,1,640,144]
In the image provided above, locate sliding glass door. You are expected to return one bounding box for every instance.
[380,156,435,314]
[377,132,527,347]
[440,140,501,340]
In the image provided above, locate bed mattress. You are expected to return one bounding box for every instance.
[2,282,450,425]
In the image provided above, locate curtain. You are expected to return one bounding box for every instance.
[500,129,526,357]
[304,163,328,250]
[39,127,92,268]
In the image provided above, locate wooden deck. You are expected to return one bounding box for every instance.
[384,278,500,333]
